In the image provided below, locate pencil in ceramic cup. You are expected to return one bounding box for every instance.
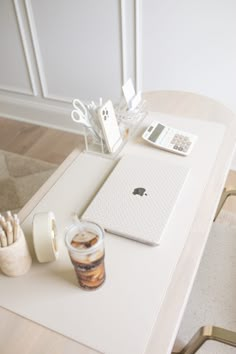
[0,227,7,247]
[0,227,32,276]
[13,214,20,242]
[6,210,14,223]
[0,212,32,276]
[65,221,106,290]
[0,215,7,233]
[6,221,13,246]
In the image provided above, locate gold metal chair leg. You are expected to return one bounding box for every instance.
[172,326,236,354]
[214,188,236,221]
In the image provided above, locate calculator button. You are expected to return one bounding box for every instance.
[173,145,178,150]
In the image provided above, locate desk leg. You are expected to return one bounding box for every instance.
[214,188,236,221]
[172,326,236,354]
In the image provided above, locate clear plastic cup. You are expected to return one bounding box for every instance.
[65,221,105,290]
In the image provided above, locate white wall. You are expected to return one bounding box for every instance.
[0,0,236,135]
[142,0,236,114]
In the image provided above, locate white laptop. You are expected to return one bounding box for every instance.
[81,154,190,246]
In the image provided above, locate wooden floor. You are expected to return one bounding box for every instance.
[1,116,236,215]
[0,117,84,164]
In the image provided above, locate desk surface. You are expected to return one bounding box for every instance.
[1,91,236,354]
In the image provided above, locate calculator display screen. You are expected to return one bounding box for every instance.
[148,124,165,142]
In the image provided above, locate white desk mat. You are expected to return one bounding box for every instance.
[0,114,226,354]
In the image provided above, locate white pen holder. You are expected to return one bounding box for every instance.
[115,98,148,138]
[0,228,32,277]
[84,127,109,155]
[84,99,147,159]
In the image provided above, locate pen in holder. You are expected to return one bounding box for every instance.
[115,98,148,140]
[0,212,32,277]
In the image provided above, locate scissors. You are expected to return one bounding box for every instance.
[71,98,105,141]
[71,98,92,128]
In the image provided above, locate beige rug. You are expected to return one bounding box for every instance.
[0,150,57,213]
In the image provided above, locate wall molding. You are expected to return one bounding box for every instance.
[120,0,137,89]
[0,0,36,96]
[135,0,142,93]
[119,0,142,93]
[120,0,128,85]
[0,92,81,133]
[24,0,49,99]
[0,85,32,96]
[13,0,38,96]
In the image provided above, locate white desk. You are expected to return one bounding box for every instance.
[1,91,236,354]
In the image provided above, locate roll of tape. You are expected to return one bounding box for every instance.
[32,212,59,263]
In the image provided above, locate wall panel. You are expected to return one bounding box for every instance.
[0,0,34,95]
[27,0,125,102]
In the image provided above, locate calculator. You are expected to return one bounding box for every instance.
[142,121,198,156]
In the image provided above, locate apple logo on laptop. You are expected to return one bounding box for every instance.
[132,187,147,196]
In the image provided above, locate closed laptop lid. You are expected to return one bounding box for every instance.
[81,154,190,246]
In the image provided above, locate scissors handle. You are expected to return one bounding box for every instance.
[71,98,102,140]
[71,110,91,127]
[72,98,87,116]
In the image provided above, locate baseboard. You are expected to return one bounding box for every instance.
[0,93,83,134]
